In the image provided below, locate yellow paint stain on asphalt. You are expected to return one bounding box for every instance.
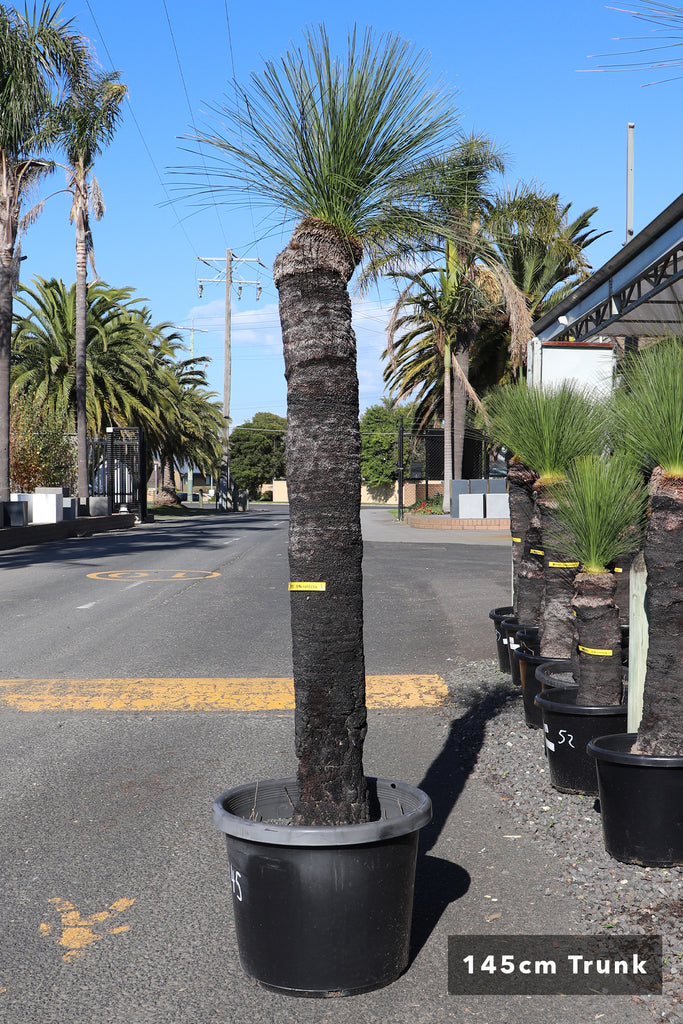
[0,675,447,711]
[41,898,135,963]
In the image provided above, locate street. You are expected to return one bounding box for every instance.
[1,505,512,680]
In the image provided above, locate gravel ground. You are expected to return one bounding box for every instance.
[442,656,683,1023]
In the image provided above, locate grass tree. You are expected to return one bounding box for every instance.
[610,337,683,755]
[187,25,459,824]
[546,456,648,706]
[57,69,127,508]
[0,1,89,500]
[483,381,606,658]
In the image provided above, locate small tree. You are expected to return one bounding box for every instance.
[610,337,683,755]
[187,25,459,824]
[230,412,286,498]
[484,381,606,657]
[9,395,76,493]
[547,456,648,706]
[359,399,413,489]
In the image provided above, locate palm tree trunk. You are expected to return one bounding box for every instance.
[75,207,89,509]
[572,572,622,706]
[442,335,452,512]
[634,470,683,755]
[0,249,12,503]
[274,222,369,826]
[451,348,469,480]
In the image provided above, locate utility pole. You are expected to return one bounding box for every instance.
[197,250,263,511]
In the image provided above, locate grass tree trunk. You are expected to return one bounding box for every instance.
[274,221,369,827]
[507,459,540,620]
[571,572,622,706]
[0,250,12,503]
[536,485,579,658]
[75,205,89,509]
[634,471,683,755]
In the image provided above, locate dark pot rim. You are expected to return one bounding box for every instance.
[489,605,514,622]
[213,776,432,847]
[588,732,683,767]
[535,686,627,715]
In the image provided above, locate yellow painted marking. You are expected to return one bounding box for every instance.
[88,569,220,582]
[288,582,326,591]
[548,561,580,568]
[41,897,135,962]
[0,675,447,711]
[578,645,613,657]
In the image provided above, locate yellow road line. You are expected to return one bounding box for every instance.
[0,675,447,711]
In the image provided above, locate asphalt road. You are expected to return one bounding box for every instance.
[0,509,653,1024]
[0,505,512,679]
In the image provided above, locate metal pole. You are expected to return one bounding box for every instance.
[218,249,233,511]
[626,123,635,245]
[187,322,195,505]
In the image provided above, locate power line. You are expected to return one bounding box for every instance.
[83,0,200,259]
[161,0,228,246]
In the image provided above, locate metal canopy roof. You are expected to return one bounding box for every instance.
[532,192,683,344]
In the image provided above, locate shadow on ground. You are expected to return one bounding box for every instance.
[409,682,516,963]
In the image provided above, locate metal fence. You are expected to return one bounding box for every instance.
[89,426,147,521]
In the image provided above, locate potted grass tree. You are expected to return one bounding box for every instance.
[482,381,606,724]
[534,455,648,794]
[587,337,683,865]
[183,26,461,995]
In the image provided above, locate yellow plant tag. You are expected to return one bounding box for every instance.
[512,537,522,543]
[530,548,544,556]
[549,561,580,568]
[578,645,613,656]
[614,567,623,573]
[288,582,326,592]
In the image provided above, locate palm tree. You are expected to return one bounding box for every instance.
[483,381,607,658]
[187,25,459,824]
[0,1,89,500]
[610,337,683,755]
[12,278,159,431]
[57,69,127,509]
[547,456,648,706]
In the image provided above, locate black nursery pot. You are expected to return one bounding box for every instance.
[588,734,683,867]
[535,687,627,795]
[504,621,538,688]
[489,606,514,673]
[213,776,432,997]
[516,643,550,729]
[535,659,575,690]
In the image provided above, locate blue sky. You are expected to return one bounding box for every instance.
[19,0,682,425]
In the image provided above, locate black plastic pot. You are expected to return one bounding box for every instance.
[488,605,514,673]
[516,645,551,729]
[535,687,627,795]
[534,659,575,690]
[213,776,432,997]
[588,734,683,866]
[503,620,537,687]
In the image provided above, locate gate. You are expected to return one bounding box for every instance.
[89,427,147,521]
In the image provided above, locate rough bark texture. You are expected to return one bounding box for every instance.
[507,460,539,619]
[612,550,635,627]
[0,251,11,502]
[572,572,623,707]
[75,205,89,508]
[518,513,545,626]
[274,222,369,825]
[536,485,579,659]
[634,471,683,756]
